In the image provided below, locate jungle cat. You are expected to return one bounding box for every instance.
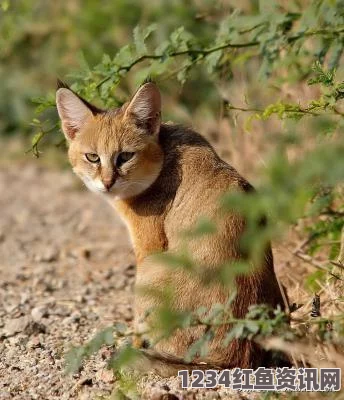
[56,80,286,375]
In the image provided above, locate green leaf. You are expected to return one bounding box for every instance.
[133,23,157,56]
[65,346,87,374]
[185,330,213,362]
[308,61,335,87]
[1,0,9,11]
[305,270,327,293]
[205,49,223,74]
[64,326,115,374]
[169,26,194,52]
[108,345,141,370]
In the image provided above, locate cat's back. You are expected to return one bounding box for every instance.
[159,123,253,197]
[160,124,253,250]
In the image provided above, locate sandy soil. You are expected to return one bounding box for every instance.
[0,163,139,399]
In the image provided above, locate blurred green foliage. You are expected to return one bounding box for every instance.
[0,0,223,136]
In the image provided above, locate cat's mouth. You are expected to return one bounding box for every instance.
[80,175,149,199]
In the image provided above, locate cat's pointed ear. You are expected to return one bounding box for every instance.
[56,88,94,141]
[125,82,161,135]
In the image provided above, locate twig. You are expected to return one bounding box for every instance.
[338,225,344,265]
[276,276,291,315]
[95,26,344,90]
[227,105,262,113]
[287,27,344,43]
[320,208,344,217]
[292,249,342,281]
[96,40,259,89]
[294,236,316,253]
[330,260,344,270]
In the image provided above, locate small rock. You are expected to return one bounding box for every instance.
[95,368,114,383]
[34,247,59,262]
[125,264,136,277]
[163,395,179,400]
[26,321,47,336]
[104,268,114,280]
[4,304,18,315]
[79,377,93,386]
[0,390,12,399]
[70,247,91,260]
[27,336,42,349]
[52,305,71,317]
[31,306,48,322]
[8,333,29,347]
[63,311,81,325]
[82,287,91,296]
[20,292,31,304]
[2,316,30,337]
[70,311,81,322]
[147,390,180,400]
[99,348,113,360]
[113,275,127,290]
[118,305,133,322]
[75,295,86,303]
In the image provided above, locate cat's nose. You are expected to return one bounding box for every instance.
[103,177,116,191]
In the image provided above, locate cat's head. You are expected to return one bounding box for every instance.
[56,81,163,200]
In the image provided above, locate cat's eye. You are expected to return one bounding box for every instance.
[116,152,135,168]
[85,153,100,163]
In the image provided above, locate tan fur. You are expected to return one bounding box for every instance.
[56,82,285,375]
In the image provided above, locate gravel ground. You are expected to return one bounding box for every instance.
[0,162,283,400]
[0,163,136,399]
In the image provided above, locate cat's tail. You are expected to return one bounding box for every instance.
[131,349,222,377]
[130,345,292,377]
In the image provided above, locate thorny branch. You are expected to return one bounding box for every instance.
[96,27,344,89]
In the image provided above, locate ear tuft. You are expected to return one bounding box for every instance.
[125,82,161,135]
[141,76,154,85]
[56,88,94,141]
[57,79,70,90]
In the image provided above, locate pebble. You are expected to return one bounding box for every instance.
[95,368,114,383]
[148,389,180,400]
[20,291,31,304]
[0,391,12,400]
[27,336,42,349]
[2,316,30,337]
[31,306,48,322]
[119,305,133,322]
[34,247,59,263]
[125,264,136,277]
[113,275,127,290]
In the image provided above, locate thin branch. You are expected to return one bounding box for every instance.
[96,40,260,89]
[95,26,344,90]
[287,27,344,43]
[320,209,344,217]
[227,103,321,116]
[337,225,344,266]
[26,123,59,158]
[227,105,263,113]
[292,249,342,281]
[330,260,344,271]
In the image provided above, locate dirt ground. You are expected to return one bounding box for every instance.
[0,162,136,399]
[0,160,326,400]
